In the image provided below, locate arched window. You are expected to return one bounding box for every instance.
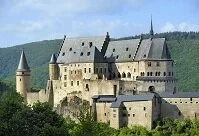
[158,72,161,76]
[147,72,149,76]
[118,72,121,78]
[127,72,131,78]
[150,72,153,76]
[155,72,158,76]
[142,72,145,76]
[148,86,155,92]
[122,72,126,78]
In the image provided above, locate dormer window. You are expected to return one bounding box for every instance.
[126,48,129,51]
[82,42,84,46]
[87,52,90,56]
[80,52,83,56]
[89,42,92,47]
[69,48,72,51]
[113,48,115,52]
[62,52,65,56]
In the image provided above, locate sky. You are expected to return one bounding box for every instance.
[0,0,199,47]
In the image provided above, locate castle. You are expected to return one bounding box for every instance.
[16,19,199,130]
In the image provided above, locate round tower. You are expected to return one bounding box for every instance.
[49,54,58,80]
[16,50,31,103]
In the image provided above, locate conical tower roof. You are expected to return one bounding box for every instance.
[49,54,57,64]
[17,50,30,72]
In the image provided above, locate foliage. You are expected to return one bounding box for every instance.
[0,91,69,136]
[2,91,199,135]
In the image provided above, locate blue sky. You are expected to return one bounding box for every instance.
[0,0,198,47]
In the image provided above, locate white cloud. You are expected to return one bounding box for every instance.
[161,22,175,32]
[161,22,199,32]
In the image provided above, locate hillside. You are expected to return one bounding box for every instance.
[0,32,199,91]
[0,39,61,88]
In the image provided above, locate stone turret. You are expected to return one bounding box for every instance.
[16,50,31,103]
[49,54,58,80]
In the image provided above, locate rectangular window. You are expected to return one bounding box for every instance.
[71,81,73,86]
[148,62,151,67]
[84,68,86,73]
[144,107,146,111]
[156,62,160,67]
[77,81,79,86]
[64,75,67,80]
[113,114,116,117]
[113,109,116,112]
[64,82,67,87]
[89,68,91,73]
[64,68,67,72]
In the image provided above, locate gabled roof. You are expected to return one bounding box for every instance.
[57,36,106,64]
[135,38,171,60]
[17,50,30,72]
[111,94,155,108]
[105,39,140,62]
[49,54,57,64]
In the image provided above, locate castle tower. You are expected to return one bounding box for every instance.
[16,50,31,103]
[49,54,58,80]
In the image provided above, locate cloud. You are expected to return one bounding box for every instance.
[161,22,199,32]
[161,22,175,32]
[8,0,143,17]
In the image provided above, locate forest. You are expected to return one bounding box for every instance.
[0,91,198,136]
[0,31,199,91]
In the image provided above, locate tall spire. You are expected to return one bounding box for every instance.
[17,49,30,71]
[150,15,154,39]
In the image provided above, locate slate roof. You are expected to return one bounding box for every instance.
[136,76,176,81]
[49,54,57,64]
[17,50,30,72]
[57,36,106,64]
[105,38,171,63]
[56,34,171,64]
[105,39,140,62]
[159,92,199,98]
[135,38,171,60]
[111,94,155,108]
[92,95,116,102]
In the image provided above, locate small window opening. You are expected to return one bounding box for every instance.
[87,52,90,56]
[126,48,129,51]
[82,42,84,46]
[62,52,65,56]
[144,107,146,111]
[89,42,92,47]
[80,52,83,56]
[113,48,115,52]
[129,54,131,58]
[116,55,119,59]
[69,48,72,51]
